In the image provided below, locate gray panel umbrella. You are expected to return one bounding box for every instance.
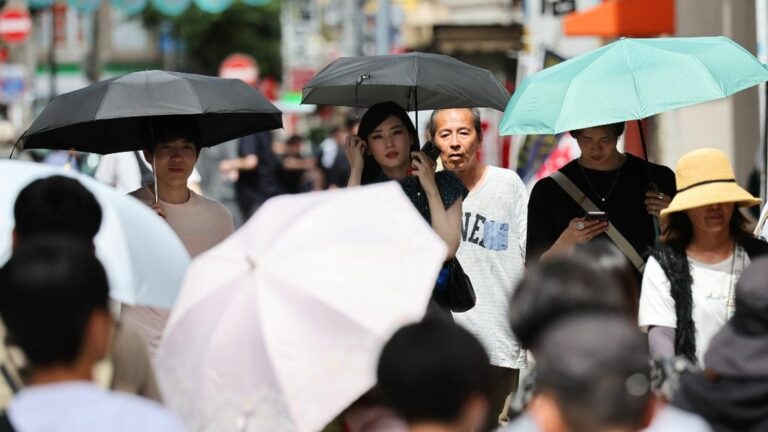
[21,70,283,154]
[301,53,510,112]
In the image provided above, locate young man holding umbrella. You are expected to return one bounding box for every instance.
[124,116,235,356]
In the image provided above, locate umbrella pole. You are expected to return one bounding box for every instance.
[414,86,419,147]
[150,118,159,204]
[636,119,649,161]
[637,119,660,237]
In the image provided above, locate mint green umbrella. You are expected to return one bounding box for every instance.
[500,36,768,144]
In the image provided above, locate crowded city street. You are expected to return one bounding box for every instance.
[2,1,768,431]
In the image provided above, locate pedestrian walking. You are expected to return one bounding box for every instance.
[219,131,285,219]
[673,256,768,431]
[123,116,235,357]
[526,122,676,279]
[320,117,358,189]
[3,175,161,402]
[377,320,491,432]
[522,315,654,432]
[505,254,711,432]
[0,238,184,431]
[640,148,768,365]
[428,108,527,430]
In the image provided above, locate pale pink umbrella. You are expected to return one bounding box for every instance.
[156,182,447,432]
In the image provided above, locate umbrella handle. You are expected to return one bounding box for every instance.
[354,74,371,120]
[153,158,159,205]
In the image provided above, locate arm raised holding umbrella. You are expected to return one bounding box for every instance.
[344,102,465,258]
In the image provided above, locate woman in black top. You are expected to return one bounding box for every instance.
[527,122,676,270]
[345,102,466,258]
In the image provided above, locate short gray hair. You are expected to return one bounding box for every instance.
[427,108,482,140]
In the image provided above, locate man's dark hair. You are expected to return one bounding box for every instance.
[377,320,491,424]
[570,122,626,139]
[427,108,483,140]
[344,115,359,133]
[536,315,652,432]
[663,207,751,252]
[572,240,640,314]
[286,134,303,146]
[144,115,202,153]
[14,176,102,244]
[509,255,630,350]
[0,237,110,366]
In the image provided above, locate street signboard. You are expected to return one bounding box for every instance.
[0,64,28,103]
[219,53,259,87]
[0,6,32,44]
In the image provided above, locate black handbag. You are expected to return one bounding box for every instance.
[432,258,476,313]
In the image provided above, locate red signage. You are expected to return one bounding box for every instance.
[219,53,259,87]
[0,7,32,45]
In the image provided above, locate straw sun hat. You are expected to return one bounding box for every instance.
[660,148,761,217]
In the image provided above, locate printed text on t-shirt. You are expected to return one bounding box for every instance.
[462,212,509,251]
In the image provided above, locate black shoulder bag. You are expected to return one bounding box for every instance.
[432,258,476,313]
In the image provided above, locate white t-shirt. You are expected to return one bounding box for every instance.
[452,166,528,369]
[7,381,185,432]
[639,249,748,365]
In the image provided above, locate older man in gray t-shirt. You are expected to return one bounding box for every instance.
[430,108,528,431]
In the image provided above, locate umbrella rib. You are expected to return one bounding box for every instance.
[686,55,726,96]
[622,42,644,118]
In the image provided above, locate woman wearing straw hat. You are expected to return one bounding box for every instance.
[639,148,768,366]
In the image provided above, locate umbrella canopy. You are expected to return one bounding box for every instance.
[156,182,448,432]
[302,52,510,111]
[0,160,190,309]
[21,70,283,154]
[500,36,768,136]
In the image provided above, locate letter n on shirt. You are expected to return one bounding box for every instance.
[462,212,508,251]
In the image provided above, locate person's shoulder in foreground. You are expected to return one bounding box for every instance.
[7,381,185,432]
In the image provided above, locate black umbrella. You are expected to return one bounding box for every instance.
[301,53,510,127]
[21,70,283,154]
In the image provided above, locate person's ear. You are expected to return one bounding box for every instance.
[83,309,114,362]
[458,394,489,431]
[11,228,18,250]
[528,393,567,432]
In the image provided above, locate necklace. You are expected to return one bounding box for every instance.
[578,161,623,203]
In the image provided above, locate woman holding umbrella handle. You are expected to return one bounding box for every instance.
[344,102,466,258]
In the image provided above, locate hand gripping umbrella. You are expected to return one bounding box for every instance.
[19,70,283,201]
[302,52,510,136]
[500,36,768,159]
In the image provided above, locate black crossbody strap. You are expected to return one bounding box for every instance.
[551,171,646,271]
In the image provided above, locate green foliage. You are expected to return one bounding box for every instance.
[140,0,282,79]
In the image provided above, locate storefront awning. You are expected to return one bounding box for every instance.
[563,0,674,37]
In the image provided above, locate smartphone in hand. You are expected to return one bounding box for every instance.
[421,141,441,162]
[585,211,608,222]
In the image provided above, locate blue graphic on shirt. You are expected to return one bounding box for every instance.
[462,212,509,251]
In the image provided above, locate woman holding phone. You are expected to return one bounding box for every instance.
[345,101,466,258]
[526,122,676,271]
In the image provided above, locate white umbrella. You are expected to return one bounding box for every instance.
[156,182,448,432]
[0,160,190,309]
